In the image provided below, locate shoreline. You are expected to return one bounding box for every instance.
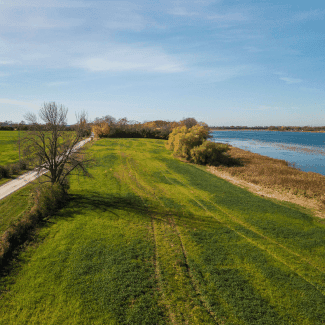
[207,145,325,219]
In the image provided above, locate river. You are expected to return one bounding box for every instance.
[211,130,325,176]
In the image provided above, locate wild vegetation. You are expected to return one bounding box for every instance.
[166,124,238,166]
[1,138,325,324]
[210,146,325,206]
[92,116,199,139]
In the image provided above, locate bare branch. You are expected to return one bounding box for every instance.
[22,102,92,185]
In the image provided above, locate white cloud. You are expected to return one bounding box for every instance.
[290,9,325,23]
[208,12,247,22]
[75,46,185,73]
[280,77,303,84]
[0,60,17,65]
[243,46,263,53]
[0,0,90,8]
[192,64,257,83]
[0,98,39,110]
[169,7,199,17]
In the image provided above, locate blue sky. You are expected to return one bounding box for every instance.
[0,0,324,126]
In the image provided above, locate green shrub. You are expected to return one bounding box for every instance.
[166,124,210,160]
[190,141,230,165]
[0,161,28,180]
[0,165,10,179]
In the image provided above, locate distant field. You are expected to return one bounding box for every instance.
[1,138,325,324]
[0,131,20,165]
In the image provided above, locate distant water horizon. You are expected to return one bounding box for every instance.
[211,130,325,176]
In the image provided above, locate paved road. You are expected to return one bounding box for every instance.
[0,137,92,201]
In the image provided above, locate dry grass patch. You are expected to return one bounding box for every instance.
[208,146,325,214]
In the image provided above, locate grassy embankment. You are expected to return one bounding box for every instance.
[210,146,325,206]
[1,138,325,324]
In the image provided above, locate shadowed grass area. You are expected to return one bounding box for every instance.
[1,138,325,324]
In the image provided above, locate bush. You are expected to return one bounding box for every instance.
[0,161,29,180]
[191,141,230,165]
[166,124,210,159]
[0,165,10,179]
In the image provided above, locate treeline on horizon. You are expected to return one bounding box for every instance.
[91,116,202,139]
[0,117,202,139]
[211,125,325,132]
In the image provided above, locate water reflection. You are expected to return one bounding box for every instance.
[211,132,325,176]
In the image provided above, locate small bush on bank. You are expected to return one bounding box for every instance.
[166,124,236,166]
[166,124,210,159]
[0,182,68,268]
[191,141,230,165]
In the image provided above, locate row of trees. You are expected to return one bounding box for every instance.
[91,116,198,139]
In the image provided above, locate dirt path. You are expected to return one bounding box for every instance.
[207,166,325,219]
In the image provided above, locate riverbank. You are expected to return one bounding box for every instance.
[208,145,325,218]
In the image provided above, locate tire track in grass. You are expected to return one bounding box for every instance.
[116,145,180,324]
[118,143,217,324]
[158,164,325,298]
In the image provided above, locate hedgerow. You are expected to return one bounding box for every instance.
[0,182,68,268]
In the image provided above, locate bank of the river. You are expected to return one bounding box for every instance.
[208,145,325,218]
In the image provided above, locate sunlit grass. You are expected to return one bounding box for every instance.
[1,138,325,324]
[0,131,20,165]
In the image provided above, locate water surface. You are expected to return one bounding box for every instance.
[211,131,325,176]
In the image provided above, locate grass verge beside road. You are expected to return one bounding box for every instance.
[1,138,325,324]
[0,184,35,235]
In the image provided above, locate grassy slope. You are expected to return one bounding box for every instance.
[0,131,20,165]
[1,138,325,324]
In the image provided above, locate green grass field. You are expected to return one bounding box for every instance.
[1,138,325,324]
[0,131,21,165]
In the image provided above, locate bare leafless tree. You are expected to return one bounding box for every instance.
[22,102,92,185]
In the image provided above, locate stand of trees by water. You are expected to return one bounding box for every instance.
[211,125,325,132]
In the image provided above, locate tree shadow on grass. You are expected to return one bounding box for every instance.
[65,191,215,230]
[66,191,180,223]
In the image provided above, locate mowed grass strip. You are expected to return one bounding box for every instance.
[1,138,325,324]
